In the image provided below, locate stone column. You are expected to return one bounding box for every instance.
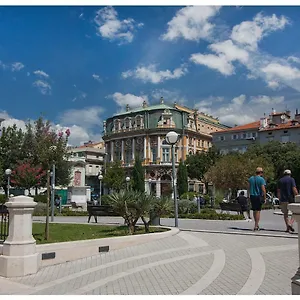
[143,136,147,160]
[157,136,161,162]
[111,141,114,162]
[132,138,135,160]
[289,195,300,295]
[156,178,161,198]
[121,140,124,162]
[0,196,39,277]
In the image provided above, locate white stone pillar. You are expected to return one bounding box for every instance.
[289,195,300,295]
[111,141,114,162]
[132,138,135,160]
[156,178,161,198]
[143,136,147,160]
[194,138,196,153]
[121,140,124,161]
[0,196,39,277]
[157,136,161,161]
[148,138,151,162]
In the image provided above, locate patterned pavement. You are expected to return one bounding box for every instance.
[0,229,298,295]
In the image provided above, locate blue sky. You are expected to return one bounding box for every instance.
[1,5,300,145]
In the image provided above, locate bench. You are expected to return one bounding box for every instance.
[87,203,115,223]
[220,202,243,214]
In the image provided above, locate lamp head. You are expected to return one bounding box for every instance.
[98,174,103,180]
[126,176,130,182]
[5,169,12,176]
[166,131,179,145]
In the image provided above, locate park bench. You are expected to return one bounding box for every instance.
[87,203,115,223]
[220,202,242,215]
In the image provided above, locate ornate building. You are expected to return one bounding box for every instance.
[102,97,229,197]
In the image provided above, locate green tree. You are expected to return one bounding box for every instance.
[206,153,274,195]
[185,146,220,181]
[177,159,188,197]
[103,160,126,192]
[132,156,145,192]
[11,161,46,195]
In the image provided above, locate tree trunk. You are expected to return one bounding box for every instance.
[44,171,50,240]
[141,216,150,233]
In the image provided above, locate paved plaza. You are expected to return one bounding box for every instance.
[0,218,298,295]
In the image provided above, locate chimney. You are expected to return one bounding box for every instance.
[260,117,268,128]
[271,108,276,114]
[142,100,147,108]
[160,97,164,104]
[126,104,130,112]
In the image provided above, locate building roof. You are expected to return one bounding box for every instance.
[114,103,177,117]
[260,120,300,132]
[214,121,260,133]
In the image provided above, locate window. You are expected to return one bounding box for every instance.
[252,132,257,138]
[219,136,225,141]
[202,140,205,147]
[241,133,247,139]
[151,148,157,162]
[124,150,131,164]
[162,148,170,162]
[281,136,290,143]
[232,134,238,140]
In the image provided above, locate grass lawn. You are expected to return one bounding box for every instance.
[32,223,168,244]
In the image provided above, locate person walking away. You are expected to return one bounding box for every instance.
[277,169,299,233]
[248,167,266,231]
[236,191,251,220]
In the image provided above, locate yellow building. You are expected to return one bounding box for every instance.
[102,97,228,197]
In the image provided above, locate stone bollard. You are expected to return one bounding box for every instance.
[0,195,39,277]
[288,195,300,294]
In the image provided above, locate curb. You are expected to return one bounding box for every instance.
[180,228,298,239]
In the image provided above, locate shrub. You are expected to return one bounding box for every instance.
[178,199,197,214]
[0,194,6,204]
[180,192,196,200]
[34,194,48,203]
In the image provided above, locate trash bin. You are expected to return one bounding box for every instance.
[150,210,160,226]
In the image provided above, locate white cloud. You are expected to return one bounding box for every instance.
[287,56,300,64]
[122,64,188,83]
[0,60,7,70]
[92,74,102,82]
[33,70,49,78]
[250,95,284,105]
[94,6,143,44]
[33,80,52,95]
[190,53,234,75]
[110,92,148,109]
[209,40,249,64]
[161,6,220,42]
[231,12,289,50]
[59,106,104,130]
[11,62,24,72]
[261,62,300,81]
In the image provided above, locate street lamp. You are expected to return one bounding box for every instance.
[49,145,57,222]
[98,174,103,205]
[165,131,179,228]
[5,169,12,200]
[126,176,130,191]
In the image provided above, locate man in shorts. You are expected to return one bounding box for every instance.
[236,191,251,220]
[277,169,298,233]
[248,167,266,231]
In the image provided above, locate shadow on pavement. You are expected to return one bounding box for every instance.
[228,226,298,235]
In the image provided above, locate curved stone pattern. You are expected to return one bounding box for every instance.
[1,231,298,295]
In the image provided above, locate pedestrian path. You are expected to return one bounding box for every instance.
[1,230,297,295]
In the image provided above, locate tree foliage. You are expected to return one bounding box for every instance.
[206,152,274,194]
[185,146,220,181]
[11,161,46,194]
[177,159,188,197]
[103,160,126,192]
[132,156,145,192]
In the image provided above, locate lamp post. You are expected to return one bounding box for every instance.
[49,146,57,222]
[126,176,130,191]
[165,131,179,228]
[98,174,103,205]
[148,178,152,195]
[5,169,12,200]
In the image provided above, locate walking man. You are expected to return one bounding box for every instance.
[236,191,251,220]
[248,167,266,231]
[277,169,298,233]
